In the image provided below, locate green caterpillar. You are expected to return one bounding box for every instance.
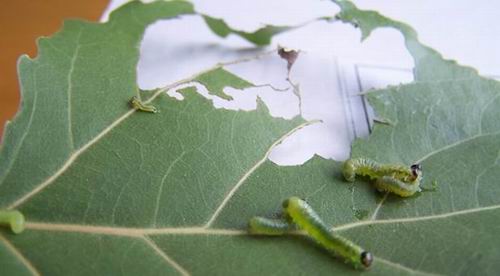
[130,96,158,113]
[248,217,295,235]
[0,210,25,234]
[249,197,372,269]
[374,175,422,197]
[283,197,372,269]
[343,158,422,197]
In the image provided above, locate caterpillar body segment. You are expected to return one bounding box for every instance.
[249,217,295,235]
[130,96,158,113]
[343,158,423,197]
[282,197,372,269]
[374,176,422,197]
[0,210,25,234]
[343,158,414,182]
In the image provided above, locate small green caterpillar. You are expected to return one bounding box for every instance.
[282,197,372,269]
[130,96,158,113]
[248,217,295,235]
[0,210,25,234]
[343,158,422,197]
[373,175,421,197]
[343,158,420,183]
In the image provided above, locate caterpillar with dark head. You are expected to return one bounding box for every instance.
[343,158,422,197]
[282,197,372,269]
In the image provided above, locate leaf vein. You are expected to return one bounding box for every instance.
[153,151,186,226]
[414,130,500,164]
[24,203,500,236]
[0,233,41,276]
[203,120,319,228]
[333,204,500,231]
[66,28,83,150]
[6,50,278,209]
[0,65,42,191]
[141,236,190,276]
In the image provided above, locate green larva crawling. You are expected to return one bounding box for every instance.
[248,217,295,235]
[282,197,373,269]
[130,96,158,113]
[0,210,25,234]
[343,158,422,197]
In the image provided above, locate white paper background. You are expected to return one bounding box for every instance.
[104,0,500,165]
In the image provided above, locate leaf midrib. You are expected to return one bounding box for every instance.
[14,204,497,275]
[19,203,500,237]
[6,107,498,275]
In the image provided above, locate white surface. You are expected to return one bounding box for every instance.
[104,0,500,165]
[351,0,500,77]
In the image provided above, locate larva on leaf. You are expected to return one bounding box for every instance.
[0,210,25,234]
[343,158,422,197]
[130,96,158,113]
[282,197,372,269]
[248,217,295,235]
[374,176,422,197]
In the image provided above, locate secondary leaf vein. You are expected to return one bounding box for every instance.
[141,236,190,276]
[0,233,41,276]
[203,119,320,227]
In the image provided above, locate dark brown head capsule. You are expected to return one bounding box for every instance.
[360,251,373,268]
[410,164,422,177]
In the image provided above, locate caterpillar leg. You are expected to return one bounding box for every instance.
[374,176,421,197]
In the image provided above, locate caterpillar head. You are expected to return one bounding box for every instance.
[410,164,422,178]
[360,251,373,268]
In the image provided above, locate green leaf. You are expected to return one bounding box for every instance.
[0,235,34,276]
[0,1,307,274]
[333,0,500,275]
[0,0,195,209]
[194,68,253,101]
[1,0,499,275]
[202,15,290,46]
